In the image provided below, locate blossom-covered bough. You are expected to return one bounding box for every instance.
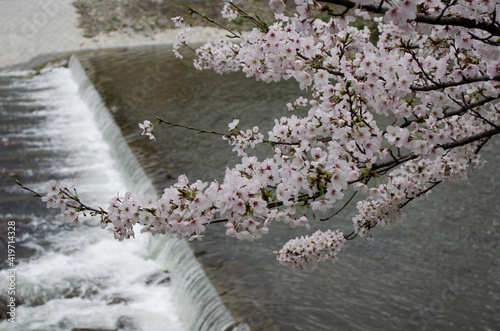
[19,0,500,269]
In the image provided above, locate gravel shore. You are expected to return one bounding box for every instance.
[73,0,275,38]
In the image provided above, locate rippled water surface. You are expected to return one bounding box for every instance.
[62,45,500,330]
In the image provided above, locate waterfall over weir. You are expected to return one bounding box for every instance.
[68,54,245,331]
[68,55,156,198]
[0,56,244,330]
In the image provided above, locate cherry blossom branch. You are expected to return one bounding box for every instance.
[438,126,500,150]
[16,180,106,216]
[469,32,500,46]
[155,116,299,146]
[372,125,500,176]
[318,0,500,36]
[404,47,441,86]
[441,95,500,119]
[371,153,418,173]
[415,13,500,37]
[410,75,500,92]
[451,95,500,129]
[397,95,500,130]
[297,52,344,77]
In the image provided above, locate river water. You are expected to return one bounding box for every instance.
[0,44,499,330]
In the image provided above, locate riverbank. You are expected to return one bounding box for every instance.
[0,0,280,71]
[0,0,230,70]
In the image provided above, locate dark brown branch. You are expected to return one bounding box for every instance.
[399,95,500,130]
[416,14,500,37]
[398,181,442,209]
[405,48,440,86]
[320,190,358,221]
[296,52,344,77]
[209,218,229,224]
[441,95,500,119]
[438,126,500,150]
[318,0,500,36]
[449,95,500,129]
[318,0,387,14]
[16,179,44,198]
[370,124,500,176]
[371,153,417,172]
[411,75,500,92]
[344,230,357,240]
[469,32,500,46]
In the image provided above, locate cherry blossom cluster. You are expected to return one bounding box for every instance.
[139,120,155,140]
[28,0,500,269]
[104,175,217,241]
[276,229,345,269]
[225,119,265,156]
[39,180,81,227]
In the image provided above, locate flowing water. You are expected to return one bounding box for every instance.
[0,43,499,331]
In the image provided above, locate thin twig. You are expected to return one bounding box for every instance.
[15,180,106,215]
[320,191,358,221]
[186,4,240,38]
[156,116,231,138]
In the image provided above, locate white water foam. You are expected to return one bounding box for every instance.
[68,55,244,331]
